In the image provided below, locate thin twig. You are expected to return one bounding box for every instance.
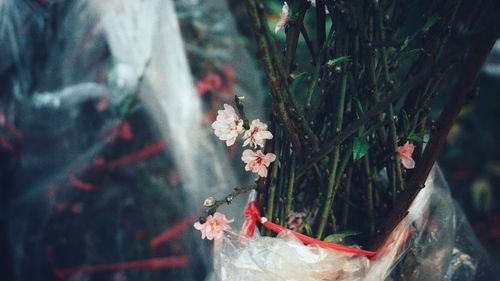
[234,96,250,130]
[285,156,296,216]
[244,0,305,159]
[200,184,257,220]
[316,72,348,239]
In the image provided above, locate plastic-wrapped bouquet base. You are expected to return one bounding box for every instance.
[215,231,369,281]
[214,166,496,281]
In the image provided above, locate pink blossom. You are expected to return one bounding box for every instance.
[242,119,273,148]
[241,149,276,178]
[397,141,415,169]
[211,104,244,146]
[287,211,306,231]
[193,212,233,241]
[275,2,289,33]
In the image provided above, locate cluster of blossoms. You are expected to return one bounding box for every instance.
[211,103,276,178]
[194,103,277,241]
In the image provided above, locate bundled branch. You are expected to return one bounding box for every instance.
[199,0,500,251]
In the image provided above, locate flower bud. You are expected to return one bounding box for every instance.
[203,197,216,207]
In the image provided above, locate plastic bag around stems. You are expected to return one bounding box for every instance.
[214,166,498,281]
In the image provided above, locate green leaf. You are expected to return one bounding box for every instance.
[323,230,361,242]
[353,137,369,161]
[471,179,493,213]
[352,97,364,117]
[357,126,366,137]
[423,14,440,32]
[406,133,424,143]
[327,56,351,66]
[117,95,136,117]
[400,36,409,51]
[400,48,423,60]
[304,224,314,237]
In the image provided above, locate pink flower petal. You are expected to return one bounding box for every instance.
[275,2,289,33]
[193,212,233,241]
[212,104,244,146]
[398,141,416,169]
[241,150,276,178]
[242,119,273,148]
[401,156,415,169]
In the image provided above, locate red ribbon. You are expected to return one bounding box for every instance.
[240,201,261,237]
[68,174,96,192]
[241,201,377,258]
[53,256,189,280]
[0,111,22,140]
[108,141,168,169]
[150,215,194,249]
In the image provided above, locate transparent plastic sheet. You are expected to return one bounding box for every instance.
[1,0,262,280]
[214,166,499,281]
[0,1,42,93]
[482,39,500,77]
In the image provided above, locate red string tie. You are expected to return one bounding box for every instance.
[241,201,377,258]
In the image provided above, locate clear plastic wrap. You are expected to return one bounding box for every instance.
[1,0,262,280]
[214,166,499,281]
[483,39,500,77]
